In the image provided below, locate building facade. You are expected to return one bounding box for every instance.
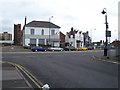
[22,21,61,47]
[82,31,91,47]
[0,32,12,41]
[118,26,120,41]
[14,24,21,45]
[60,32,65,48]
[65,27,83,48]
[118,4,120,56]
[65,27,92,48]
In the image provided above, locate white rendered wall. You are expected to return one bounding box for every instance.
[24,27,60,47]
[25,27,59,36]
[25,39,30,46]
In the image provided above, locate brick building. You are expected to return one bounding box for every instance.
[14,24,21,45]
[60,32,65,48]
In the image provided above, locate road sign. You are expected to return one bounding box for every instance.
[106,31,111,37]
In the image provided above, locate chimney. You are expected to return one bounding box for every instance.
[25,16,27,25]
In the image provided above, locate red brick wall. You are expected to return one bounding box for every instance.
[14,24,21,45]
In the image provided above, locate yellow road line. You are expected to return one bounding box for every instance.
[20,65,43,86]
[17,65,42,89]
[2,61,43,89]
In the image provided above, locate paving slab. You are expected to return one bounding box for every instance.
[1,62,33,89]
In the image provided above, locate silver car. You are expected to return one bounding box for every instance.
[48,47,63,51]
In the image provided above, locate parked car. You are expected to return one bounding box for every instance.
[110,45,115,49]
[87,46,94,50]
[31,46,48,52]
[24,45,31,49]
[48,47,63,51]
[76,47,88,51]
[64,46,76,51]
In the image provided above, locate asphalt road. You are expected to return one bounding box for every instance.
[2,50,119,88]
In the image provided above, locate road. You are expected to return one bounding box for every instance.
[2,50,119,88]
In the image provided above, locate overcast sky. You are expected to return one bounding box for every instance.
[0,0,119,42]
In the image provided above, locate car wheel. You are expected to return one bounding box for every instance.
[35,50,37,52]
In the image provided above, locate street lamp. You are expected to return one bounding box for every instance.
[101,8,109,56]
[90,29,96,44]
[49,16,53,46]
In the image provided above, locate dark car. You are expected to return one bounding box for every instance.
[64,46,76,51]
[31,46,48,52]
[87,46,94,50]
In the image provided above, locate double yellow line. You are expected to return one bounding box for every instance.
[3,61,43,89]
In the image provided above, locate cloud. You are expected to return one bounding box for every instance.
[0,19,13,33]
[0,0,119,41]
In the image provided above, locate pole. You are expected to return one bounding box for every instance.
[48,16,53,46]
[49,18,50,46]
[104,12,108,56]
[90,29,96,46]
[91,29,92,44]
[102,8,108,56]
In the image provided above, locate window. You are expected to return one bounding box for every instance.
[41,29,44,35]
[46,39,49,45]
[30,38,36,46]
[51,30,55,35]
[31,29,35,35]
[38,39,45,44]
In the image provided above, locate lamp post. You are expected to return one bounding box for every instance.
[101,8,109,56]
[49,16,53,46]
[90,29,96,45]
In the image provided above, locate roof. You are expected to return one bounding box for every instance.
[25,21,61,28]
[66,27,79,38]
[60,32,65,36]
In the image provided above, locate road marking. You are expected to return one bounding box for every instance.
[19,64,43,86]
[17,65,42,88]
[15,66,33,88]
[92,56,120,64]
[2,61,43,88]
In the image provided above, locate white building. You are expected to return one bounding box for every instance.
[65,28,84,48]
[22,21,61,47]
[118,26,120,41]
[118,3,120,41]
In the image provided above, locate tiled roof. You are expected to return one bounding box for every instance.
[25,21,60,28]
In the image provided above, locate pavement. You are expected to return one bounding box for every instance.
[93,53,120,64]
[2,46,31,52]
[1,61,44,89]
[1,61,34,89]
